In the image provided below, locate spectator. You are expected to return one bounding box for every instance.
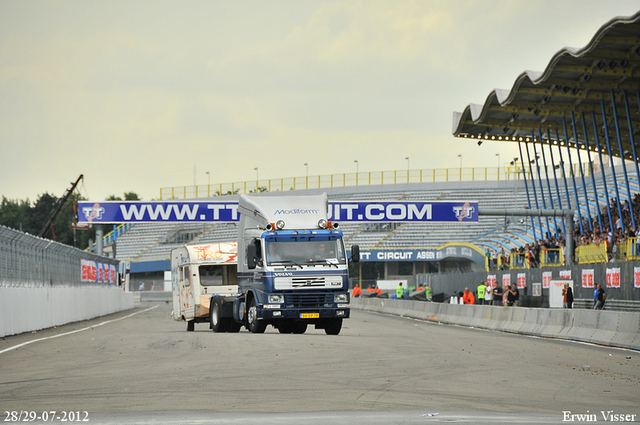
[493,283,504,305]
[594,284,606,310]
[424,283,432,301]
[485,282,493,305]
[462,287,475,305]
[511,284,520,306]
[506,284,516,306]
[476,280,487,305]
[562,283,573,309]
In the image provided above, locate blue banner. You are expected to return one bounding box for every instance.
[78,201,478,223]
[356,245,484,264]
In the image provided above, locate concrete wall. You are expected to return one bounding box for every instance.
[352,298,640,351]
[0,284,135,337]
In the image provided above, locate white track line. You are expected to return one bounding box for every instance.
[0,305,159,355]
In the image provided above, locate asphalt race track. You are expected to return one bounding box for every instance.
[1,303,638,424]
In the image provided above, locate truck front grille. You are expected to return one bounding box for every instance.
[291,276,326,287]
[284,292,333,308]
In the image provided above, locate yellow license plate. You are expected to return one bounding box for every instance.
[300,313,319,319]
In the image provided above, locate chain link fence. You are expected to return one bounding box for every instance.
[0,225,119,288]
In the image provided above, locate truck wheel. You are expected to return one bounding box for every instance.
[211,301,229,333]
[186,320,195,332]
[324,318,342,335]
[293,322,307,334]
[247,298,266,334]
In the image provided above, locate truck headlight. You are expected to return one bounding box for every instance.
[334,293,348,303]
[268,294,284,304]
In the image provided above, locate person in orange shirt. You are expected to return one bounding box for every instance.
[375,286,382,295]
[352,284,362,298]
[366,285,374,293]
[462,287,475,305]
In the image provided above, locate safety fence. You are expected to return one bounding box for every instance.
[160,163,589,200]
[486,239,640,270]
[488,248,566,270]
[0,225,119,287]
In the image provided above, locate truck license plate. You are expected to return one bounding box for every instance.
[300,313,319,319]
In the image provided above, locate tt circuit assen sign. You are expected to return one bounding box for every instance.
[78,201,478,224]
[357,245,485,264]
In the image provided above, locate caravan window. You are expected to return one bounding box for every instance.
[199,265,224,286]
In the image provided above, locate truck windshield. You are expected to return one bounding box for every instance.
[266,239,346,266]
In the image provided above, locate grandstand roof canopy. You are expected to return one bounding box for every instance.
[453,11,640,161]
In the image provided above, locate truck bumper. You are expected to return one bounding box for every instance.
[260,307,349,321]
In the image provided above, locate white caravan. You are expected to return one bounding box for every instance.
[171,242,238,331]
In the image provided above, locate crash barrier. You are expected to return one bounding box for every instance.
[0,284,134,337]
[351,298,640,351]
[0,225,134,337]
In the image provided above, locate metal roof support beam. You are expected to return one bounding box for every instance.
[525,136,544,235]
[601,99,624,229]
[547,129,567,237]
[561,118,585,235]
[581,112,604,232]
[570,111,594,232]
[554,129,574,215]
[610,89,636,229]
[517,141,537,241]
[478,208,574,266]
[623,90,640,187]
[538,128,560,238]
[533,129,553,236]
[592,111,615,233]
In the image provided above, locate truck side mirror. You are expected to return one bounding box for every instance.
[351,244,360,263]
[247,243,257,269]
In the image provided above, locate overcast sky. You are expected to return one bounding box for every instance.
[1,1,639,201]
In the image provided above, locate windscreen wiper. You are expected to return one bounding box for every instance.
[304,259,340,268]
[271,260,302,268]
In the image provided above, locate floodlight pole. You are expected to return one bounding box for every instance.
[478,208,574,266]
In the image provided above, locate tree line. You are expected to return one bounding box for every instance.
[0,192,140,249]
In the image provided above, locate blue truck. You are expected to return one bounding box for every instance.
[209,193,359,335]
